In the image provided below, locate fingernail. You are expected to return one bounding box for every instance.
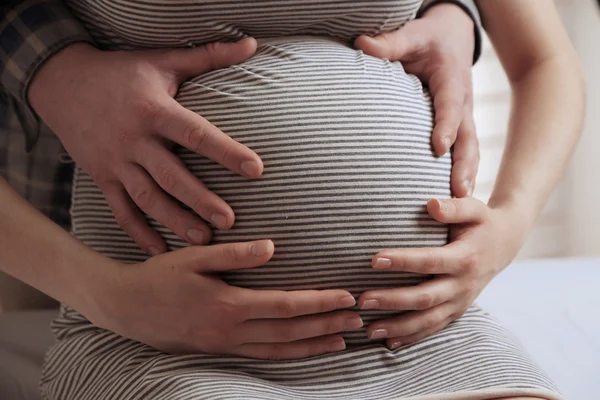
[462,179,471,194]
[345,316,364,330]
[389,340,403,349]
[370,329,388,339]
[210,212,228,228]
[336,295,356,309]
[468,182,475,197]
[186,228,206,243]
[148,246,162,256]
[442,136,452,148]
[361,299,380,310]
[250,240,272,257]
[241,160,260,177]
[373,257,392,269]
[328,338,346,352]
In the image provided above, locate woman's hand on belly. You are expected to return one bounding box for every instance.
[29,38,263,256]
[355,3,479,198]
[356,198,523,349]
[90,240,362,359]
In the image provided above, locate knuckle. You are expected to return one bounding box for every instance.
[155,162,179,192]
[461,251,480,273]
[415,292,435,310]
[422,315,438,331]
[131,185,155,209]
[224,243,244,262]
[164,213,181,231]
[462,279,479,296]
[275,324,295,342]
[275,297,298,318]
[132,98,162,123]
[182,122,209,152]
[422,250,441,274]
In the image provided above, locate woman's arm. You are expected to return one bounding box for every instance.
[480,0,585,229]
[0,177,109,312]
[357,0,585,347]
[0,177,362,358]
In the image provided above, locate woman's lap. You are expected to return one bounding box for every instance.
[40,304,562,400]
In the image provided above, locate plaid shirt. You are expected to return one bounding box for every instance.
[0,0,481,231]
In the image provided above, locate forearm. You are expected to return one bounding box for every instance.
[489,59,585,229]
[0,177,114,313]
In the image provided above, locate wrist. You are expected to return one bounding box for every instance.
[66,250,123,327]
[28,43,99,115]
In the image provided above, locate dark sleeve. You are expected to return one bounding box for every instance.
[417,0,483,65]
[0,0,94,151]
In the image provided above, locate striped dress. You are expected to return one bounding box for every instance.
[41,1,562,399]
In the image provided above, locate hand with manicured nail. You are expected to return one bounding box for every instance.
[91,239,362,358]
[29,38,263,255]
[354,3,479,198]
[358,197,524,349]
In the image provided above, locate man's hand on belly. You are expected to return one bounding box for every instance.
[29,38,263,256]
[354,3,479,198]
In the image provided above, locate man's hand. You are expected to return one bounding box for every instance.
[88,240,362,359]
[357,197,523,349]
[28,38,263,255]
[354,4,479,197]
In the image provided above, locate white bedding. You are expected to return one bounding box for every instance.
[478,257,600,400]
[1,258,598,400]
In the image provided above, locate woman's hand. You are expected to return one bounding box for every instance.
[89,240,362,359]
[357,197,525,349]
[28,38,263,256]
[354,3,479,198]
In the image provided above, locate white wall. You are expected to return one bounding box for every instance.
[561,0,600,257]
[471,0,600,259]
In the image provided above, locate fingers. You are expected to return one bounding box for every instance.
[101,181,167,255]
[135,140,235,230]
[233,335,346,360]
[180,239,275,272]
[154,99,263,179]
[371,243,476,275]
[238,311,362,343]
[426,197,488,224]
[358,277,457,311]
[353,20,427,61]
[157,37,258,82]
[238,288,357,320]
[428,68,466,157]
[387,317,454,349]
[119,164,212,244]
[366,302,455,341]
[450,109,479,198]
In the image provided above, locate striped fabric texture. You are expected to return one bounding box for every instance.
[42,1,561,399]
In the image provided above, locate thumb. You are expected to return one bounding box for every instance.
[169,239,274,273]
[426,198,488,224]
[155,37,258,82]
[353,20,427,61]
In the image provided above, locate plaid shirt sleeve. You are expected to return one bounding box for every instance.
[418,0,483,65]
[0,0,94,151]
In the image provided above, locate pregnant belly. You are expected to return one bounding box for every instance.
[71,38,451,345]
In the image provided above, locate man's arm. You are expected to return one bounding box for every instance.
[0,0,95,150]
[417,0,482,64]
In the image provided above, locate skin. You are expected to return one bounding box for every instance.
[1,4,584,389]
[355,3,479,197]
[0,176,362,359]
[27,5,479,257]
[2,2,478,361]
[356,2,585,383]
